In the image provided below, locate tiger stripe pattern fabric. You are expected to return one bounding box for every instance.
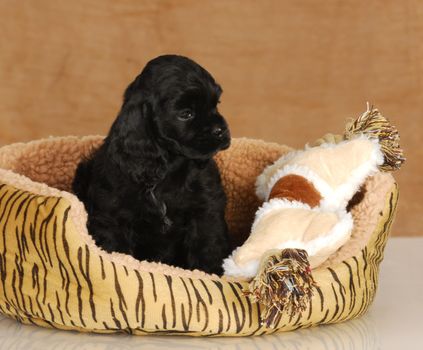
[0,181,398,336]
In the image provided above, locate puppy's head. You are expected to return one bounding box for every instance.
[107,55,230,185]
[119,55,230,160]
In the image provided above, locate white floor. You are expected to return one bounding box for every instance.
[0,237,421,350]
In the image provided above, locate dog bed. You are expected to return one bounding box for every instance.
[0,135,398,336]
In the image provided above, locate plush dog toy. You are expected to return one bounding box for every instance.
[222,105,404,326]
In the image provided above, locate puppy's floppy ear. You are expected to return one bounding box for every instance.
[106,96,168,189]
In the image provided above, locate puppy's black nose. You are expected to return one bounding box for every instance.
[212,126,228,138]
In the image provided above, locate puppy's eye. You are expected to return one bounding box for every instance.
[178,110,195,121]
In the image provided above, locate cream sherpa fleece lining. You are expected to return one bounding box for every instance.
[0,136,395,281]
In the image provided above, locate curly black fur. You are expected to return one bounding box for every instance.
[72,55,232,275]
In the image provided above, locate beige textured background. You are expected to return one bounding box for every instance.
[0,0,421,236]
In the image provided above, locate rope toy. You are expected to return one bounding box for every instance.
[223,105,405,327]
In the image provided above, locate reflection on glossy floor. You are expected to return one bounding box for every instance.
[0,316,378,350]
[0,238,421,350]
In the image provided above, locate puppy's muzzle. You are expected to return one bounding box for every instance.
[212,125,229,138]
[212,125,231,150]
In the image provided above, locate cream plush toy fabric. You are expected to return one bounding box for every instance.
[224,136,381,277]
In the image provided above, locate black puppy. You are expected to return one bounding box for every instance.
[72,55,231,275]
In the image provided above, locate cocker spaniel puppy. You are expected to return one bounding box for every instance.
[72,55,231,275]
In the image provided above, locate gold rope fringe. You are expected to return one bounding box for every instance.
[344,104,405,171]
[246,105,403,328]
[246,249,316,328]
